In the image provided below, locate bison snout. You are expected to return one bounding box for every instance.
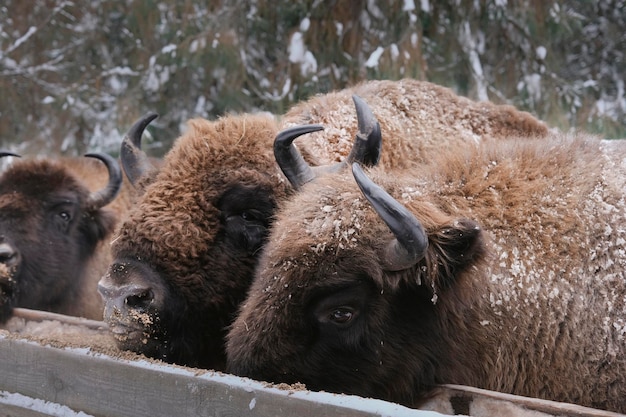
[0,242,19,322]
[0,242,20,272]
[123,287,154,312]
[0,242,19,302]
[99,283,154,318]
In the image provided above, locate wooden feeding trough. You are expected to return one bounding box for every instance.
[0,309,622,417]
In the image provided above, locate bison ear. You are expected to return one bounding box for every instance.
[426,218,486,291]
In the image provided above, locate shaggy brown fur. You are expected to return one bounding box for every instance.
[226,132,626,413]
[284,78,549,169]
[101,78,550,370]
[104,115,286,369]
[0,156,132,322]
[113,115,286,303]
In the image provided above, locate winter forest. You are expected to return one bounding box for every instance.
[0,0,624,157]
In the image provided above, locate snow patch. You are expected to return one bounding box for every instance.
[0,391,94,417]
[161,43,177,55]
[299,17,311,32]
[288,32,318,76]
[520,73,542,104]
[536,45,547,60]
[365,46,384,68]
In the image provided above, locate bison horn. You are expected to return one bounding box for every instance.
[274,124,325,189]
[84,152,123,209]
[0,152,21,172]
[121,113,158,186]
[352,163,428,271]
[274,95,383,190]
[0,151,21,158]
[343,95,382,167]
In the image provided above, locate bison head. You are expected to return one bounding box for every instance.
[0,152,122,323]
[98,113,291,369]
[226,163,487,406]
[98,98,383,369]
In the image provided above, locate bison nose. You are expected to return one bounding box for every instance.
[0,242,19,270]
[99,283,154,318]
[123,286,154,311]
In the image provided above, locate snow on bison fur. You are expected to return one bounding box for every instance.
[0,152,128,323]
[226,133,626,413]
[280,78,548,170]
[98,104,380,371]
[98,79,549,371]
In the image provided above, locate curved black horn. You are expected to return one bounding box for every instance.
[274,124,325,190]
[0,152,20,172]
[0,151,21,158]
[344,95,382,166]
[352,163,428,271]
[121,113,158,186]
[274,96,382,190]
[84,152,123,209]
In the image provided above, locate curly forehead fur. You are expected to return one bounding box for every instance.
[233,131,626,411]
[2,158,96,198]
[1,156,132,214]
[283,78,549,168]
[112,113,289,305]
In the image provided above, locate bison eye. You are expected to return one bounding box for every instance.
[59,211,72,222]
[50,201,76,229]
[312,284,370,328]
[329,307,354,324]
[240,209,263,222]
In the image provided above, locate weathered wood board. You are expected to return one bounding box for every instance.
[0,311,623,417]
[419,385,625,417]
[0,334,441,417]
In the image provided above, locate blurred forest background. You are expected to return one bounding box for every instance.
[0,0,624,157]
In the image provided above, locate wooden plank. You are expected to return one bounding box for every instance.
[1,323,621,417]
[0,402,56,417]
[12,308,108,331]
[420,385,626,417]
[0,335,439,417]
[0,403,53,417]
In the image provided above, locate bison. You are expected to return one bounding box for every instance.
[0,152,128,323]
[98,99,381,370]
[98,78,549,370]
[280,78,549,170]
[226,132,626,413]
